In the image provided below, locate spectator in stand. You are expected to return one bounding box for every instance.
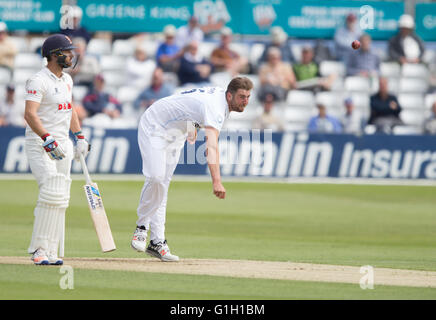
[177,40,212,86]
[210,27,249,76]
[82,74,122,119]
[369,77,403,134]
[308,103,342,133]
[388,14,425,65]
[0,84,25,127]
[0,22,17,73]
[340,98,364,135]
[334,13,362,62]
[175,16,204,49]
[423,101,436,134]
[252,93,285,131]
[258,47,296,102]
[156,25,182,73]
[134,67,174,111]
[67,37,100,89]
[259,26,294,64]
[126,45,157,88]
[346,34,380,77]
[293,46,336,92]
[60,6,92,44]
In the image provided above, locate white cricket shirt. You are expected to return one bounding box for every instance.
[24,67,73,140]
[140,87,229,140]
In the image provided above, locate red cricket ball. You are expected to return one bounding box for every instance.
[352,40,361,50]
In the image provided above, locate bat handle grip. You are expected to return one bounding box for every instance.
[79,154,92,185]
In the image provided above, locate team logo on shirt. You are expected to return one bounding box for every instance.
[27,90,37,95]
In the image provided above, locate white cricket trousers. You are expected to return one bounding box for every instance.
[136,125,184,243]
[25,137,74,254]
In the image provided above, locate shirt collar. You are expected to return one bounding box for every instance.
[44,67,65,82]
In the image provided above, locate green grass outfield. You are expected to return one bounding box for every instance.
[0,179,436,299]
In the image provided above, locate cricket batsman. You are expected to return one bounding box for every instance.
[24,34,90,265]
[131,77,253,261]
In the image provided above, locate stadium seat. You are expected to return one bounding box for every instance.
[399,77,428,94]
[319,61,346,77]
[393,125,422,135]
[349,92,370,117]
[210,72,232,87]
[100,55,126,71]
[286,90,315,107]
[15,53,43,69]
[398,93,425,109]
[29,37,46,54]
[284,122,308,132]
[223,119,253,130]
[249,43,265,65]
[10,36,29,53]
[290,44,304,63]
[102,71,126,87]
[163,72,179,88]
[229,43,251,60]
[112,39,135,56]
[229,104,261,121]
[87,38,112,56]
[401,63,429,79]
[400,110,424,126]
[0,68,11,85]
[72,86,89,102]
[425,93,436,109]
[198,42,216,59]
[140,39,159,57]
[117,86,141,104]
[284,106,316,123]
[387,77,399,94]
[344,76,371,93]
[380,62,401,78]
[315,91,344,109]
[422,49,436,65]
[13,69,36,84]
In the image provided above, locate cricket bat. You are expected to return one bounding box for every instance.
[79,154,116,253]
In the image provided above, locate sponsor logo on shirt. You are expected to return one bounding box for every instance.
[27,90,37,95]
[58,102,72,111]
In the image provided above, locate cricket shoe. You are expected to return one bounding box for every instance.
[31,248,49,265]
[131,226,147,252]
[48,253,63,265]
[146,240,179,262]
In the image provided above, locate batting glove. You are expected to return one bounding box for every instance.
[41,134,66,160]
[73,131,91,161]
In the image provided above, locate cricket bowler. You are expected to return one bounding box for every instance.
[24,34,90,265]
[131,77,253,261]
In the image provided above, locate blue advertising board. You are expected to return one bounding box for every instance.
[415,3,436,41]
[1,127,436,180]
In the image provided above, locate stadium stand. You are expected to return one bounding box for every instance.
[2,17,436,136]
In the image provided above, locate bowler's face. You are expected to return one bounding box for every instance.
[228,89,251,112]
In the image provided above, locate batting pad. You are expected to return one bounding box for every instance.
[28,174,70,254]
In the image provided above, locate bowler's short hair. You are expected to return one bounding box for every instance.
[226,77,253,95]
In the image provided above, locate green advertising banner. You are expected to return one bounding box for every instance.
[0,0,61,32]
[416,3,436,41]
[77,0,404,39]
[236,0,404,39]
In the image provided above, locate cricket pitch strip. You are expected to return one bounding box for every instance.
[1,256,436,288]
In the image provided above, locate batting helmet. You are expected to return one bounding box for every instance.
[41,34,76,58]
